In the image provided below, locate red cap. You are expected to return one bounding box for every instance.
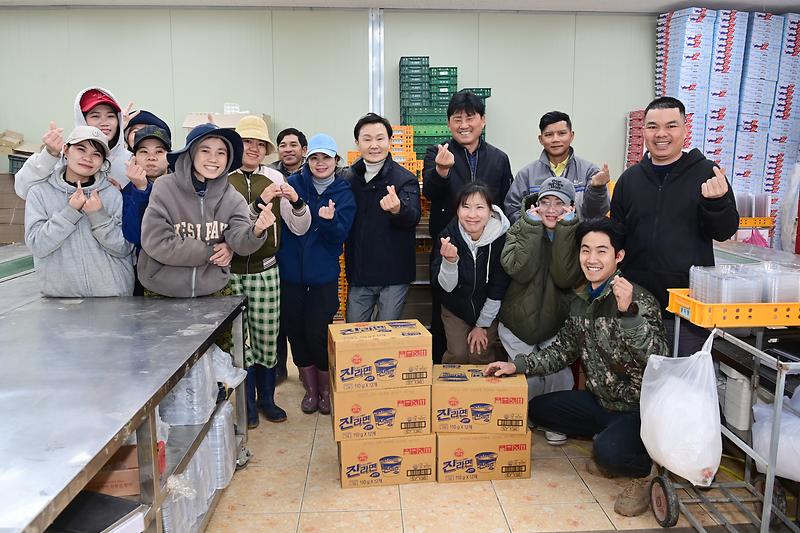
[79,89,121,113]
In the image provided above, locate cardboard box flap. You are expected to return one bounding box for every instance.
[329,320,431,348]
[12,142,41,156]
[433,364,527,389]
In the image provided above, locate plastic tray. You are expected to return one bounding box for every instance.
[413,125,451,136]
[429,66,458,77]
[667,288,800,327]
[399,56,429,67]
[461,87,492,98]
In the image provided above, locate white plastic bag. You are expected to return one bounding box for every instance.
[640,330,722,487]
[210,344,247,389]
[160,347,217,426]
[752,389,800,482]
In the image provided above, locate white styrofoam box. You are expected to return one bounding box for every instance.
[707,103,738,121]
[769,117,800,139]
[720,363,752,431]
[736,113,771,135]
[738,100,774,117]
[740,77,778,103]
[748,12,786,38]
[704,147,736,171]
[667,7,717,20]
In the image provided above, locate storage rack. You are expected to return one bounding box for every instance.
[662,290,800,532]
[0,263,250,533]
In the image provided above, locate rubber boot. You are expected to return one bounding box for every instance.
[256,365,287,423]
[317,369,331,415]
[299,365,319,414]
[245,366,259,429]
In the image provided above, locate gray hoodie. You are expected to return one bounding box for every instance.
[138,152,267,298]
[15,86,132,199]
[24,166,134,297]
[504,148,608,224]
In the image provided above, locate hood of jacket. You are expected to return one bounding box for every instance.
[73,86,131,187]
[640,149,706,183]
[48,159,114,195]
[458,204,510,255]
[173,150,232,206]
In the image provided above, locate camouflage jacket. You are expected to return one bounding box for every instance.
[513,271,668,412]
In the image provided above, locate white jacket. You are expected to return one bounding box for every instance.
[14,86,132,199]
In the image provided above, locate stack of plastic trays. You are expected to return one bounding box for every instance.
[719,275,762,303]
[160,350,217,426]
[161,480,191,533]
[207,401,236,490]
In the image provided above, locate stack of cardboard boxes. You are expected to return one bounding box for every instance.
[431,364,531,483]
[329,320,436,488]
[328,323,533,487]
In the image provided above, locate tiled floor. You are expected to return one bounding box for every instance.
[206,365,767,532]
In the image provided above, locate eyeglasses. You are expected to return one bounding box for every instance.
[538,199,566,211]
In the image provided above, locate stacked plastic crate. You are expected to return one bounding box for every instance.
[412,66,458,161]
[624,110,645,168]
[657,8,717,149]
[733,13,784,196]
[764,14,800,245]
[704,10,749,174]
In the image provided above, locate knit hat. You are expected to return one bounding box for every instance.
[167,123,243,172]
[79,89,121,113]
[65,126,110,158]
[306,133,337,158]
[133,125,172,152]
[538,176,575,205]
[235,116,276,155]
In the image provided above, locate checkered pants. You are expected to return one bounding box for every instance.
[229,267,280,368]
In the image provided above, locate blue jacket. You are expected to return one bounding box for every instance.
[121,181,152,250]
[277,165,356,286]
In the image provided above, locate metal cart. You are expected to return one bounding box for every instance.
[654,291,800,532]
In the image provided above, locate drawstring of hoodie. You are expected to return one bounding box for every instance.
[486,242,491,284]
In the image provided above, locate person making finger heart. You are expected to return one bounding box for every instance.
[610,97,739,355]
[485,217,668,518]
[432,182,510,364]
[276,134,356,416]
[343,113,421,323]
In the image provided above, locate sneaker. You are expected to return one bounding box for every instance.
[585,458,619,479]
[614,476,653,517]
[544,431,567,446]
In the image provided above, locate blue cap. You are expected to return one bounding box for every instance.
[167,123,243,172]
[306,133,337,158]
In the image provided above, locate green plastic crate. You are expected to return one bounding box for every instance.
[461,87,492,98]
[400,81,431,93]
[399,56,429,67]
[429,66,458,77]
[414,125,451,136]
[400,100,432,110]
[400,65,429,76]
[400,89,430,101]
[430,95,454,106]
[429,85,456,95]
[402,113,448,126]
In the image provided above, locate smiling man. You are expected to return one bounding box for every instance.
[610,96,738,355]
[486,217,667,518]
[505,111,610,224]
[344,113,421,322]
[423,90,513,360]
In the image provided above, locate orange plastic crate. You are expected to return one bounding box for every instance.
[667,288,800,328]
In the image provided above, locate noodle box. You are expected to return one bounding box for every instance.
[338,434,436,488]
[328,320,432,392]
[332,385,431,441]
[432,364,527,434]
[437,430,531,483]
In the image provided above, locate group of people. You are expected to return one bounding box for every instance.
[16,86,740,518]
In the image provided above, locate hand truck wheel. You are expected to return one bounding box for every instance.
[650,475,680,528]
[754,474,787,527]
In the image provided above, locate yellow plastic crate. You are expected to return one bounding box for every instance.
[739,217,774,228]
[667,288,800,328]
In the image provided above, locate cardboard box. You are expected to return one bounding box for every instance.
[182,112,272,131]
[328,320,432,392]
[0,130,23,148]
[332,385,431,441]
[431,364,527,434]
[338,434,436,488]
[101,444,139,471]
[436,430,532,483]
[85,467,140,497]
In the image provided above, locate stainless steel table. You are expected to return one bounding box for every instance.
[0,295,248,532]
